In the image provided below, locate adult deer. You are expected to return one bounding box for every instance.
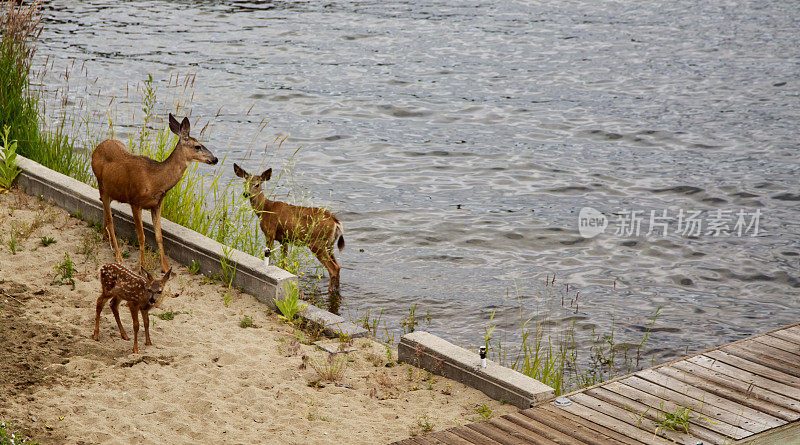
[233,163,345,293]
[91,113,218,273]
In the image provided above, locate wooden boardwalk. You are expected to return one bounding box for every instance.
[396,322,800,444]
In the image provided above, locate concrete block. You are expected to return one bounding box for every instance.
[398,331,554,409]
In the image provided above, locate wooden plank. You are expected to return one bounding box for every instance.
[637,369,784,429]
[587,386,731,444]
[672,360,800,414]
[409,435,445,445]
[735,420,800,444]
[623,375,770,433]
[500,413,593,445]
[532,406,643,445]
[752,335,800,356]
[545,396,672,444]
[657,365,800,421]
[769,329,800,346]
[704,350,800,389]
[723,342,800,378]
[687,355,800,402]
[449,423,504,445]
[571,392,691,444]
[603,380,750,440]
[491,417,578,445]
[520,407,640,445]
[467,420,550,445]
[435,431,475,445]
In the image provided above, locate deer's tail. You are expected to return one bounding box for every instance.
[333,219,345,252]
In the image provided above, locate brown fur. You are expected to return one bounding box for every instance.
[233,164,345,293]
[93,263,173,354]
[91,113,218,273]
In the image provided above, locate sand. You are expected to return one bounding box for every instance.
[0,188,517,444]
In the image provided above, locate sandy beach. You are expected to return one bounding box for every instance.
[0,188,516,444]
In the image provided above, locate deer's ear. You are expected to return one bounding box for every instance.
[180,117,191,136]
[261,168,272,181]
[162,267,173,282]
[139,267,153,281]
[168,113,181,135]
[233,163,246,178]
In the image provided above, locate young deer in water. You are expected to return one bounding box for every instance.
[91,113,218,273]
[93,263,174,354]
[233,163,345,293]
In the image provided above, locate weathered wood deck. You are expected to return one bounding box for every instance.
[396,322,800,444]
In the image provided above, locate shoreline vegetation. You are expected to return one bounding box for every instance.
[1,1,664,440]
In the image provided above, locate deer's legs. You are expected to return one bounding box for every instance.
[110,296,129,340]
[131,205,147,270]
[151,205,169,273]
[102,195,122,262]
[93,291,112,340]
[128,304,140,354]
[141,309,152,346]
[311,246,341,293]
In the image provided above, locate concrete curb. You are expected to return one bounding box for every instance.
[398,331,554,409]
[15,155,367,338]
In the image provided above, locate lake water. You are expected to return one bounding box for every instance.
[37,0,799,368]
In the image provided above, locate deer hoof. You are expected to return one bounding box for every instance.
[121,333,129,341]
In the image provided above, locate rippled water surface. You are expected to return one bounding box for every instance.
[37,0,799,365]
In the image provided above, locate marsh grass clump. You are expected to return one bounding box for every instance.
[0,1,91,183]
[309,353,347,383]
[486,280,662,395]
[6,225,18,254]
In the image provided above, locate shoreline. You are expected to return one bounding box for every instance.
[0,188,517,443]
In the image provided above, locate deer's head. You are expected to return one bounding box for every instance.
[140,267,173,308]
[169,113,218,165]
[233,163,272,199]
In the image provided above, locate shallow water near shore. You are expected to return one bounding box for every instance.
[36,0,799,369]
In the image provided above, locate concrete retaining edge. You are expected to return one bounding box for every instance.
[398,331,554,409]
[15,155,366,338]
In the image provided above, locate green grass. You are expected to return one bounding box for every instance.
[186,259,201,274]
[50,252,76,290]
[655,404,693,435]
[0,126,21,190]
[239,314,254,328]
[274,281,307,323]
[475,404,493,421]
[155,310,189,321]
